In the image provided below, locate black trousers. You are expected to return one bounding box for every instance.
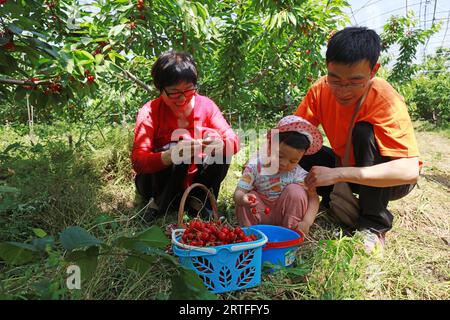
[135,160,230,215]
[299,122,415,233]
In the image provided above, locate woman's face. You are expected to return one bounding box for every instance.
[161,82,197,115]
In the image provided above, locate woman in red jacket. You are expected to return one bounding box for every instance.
[132,50,240,222]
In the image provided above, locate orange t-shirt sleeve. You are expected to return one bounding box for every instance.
[366,99,420,159]
[294,84,321,126]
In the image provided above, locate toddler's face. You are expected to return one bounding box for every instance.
[277,142,305,173]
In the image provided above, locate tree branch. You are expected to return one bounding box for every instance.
[122,69,152,93]
[243,35,299,86]
[0,78,51,86]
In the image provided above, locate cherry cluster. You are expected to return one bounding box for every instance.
[180,219,258,247]
[84,69,95,84]
[23,77,40,90]
[129,0,146,26]
[92,41,108,56]
[248,197,271,215]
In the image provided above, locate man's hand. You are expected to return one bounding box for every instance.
[305,166,343,188]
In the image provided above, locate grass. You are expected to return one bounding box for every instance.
[0,121,449,300]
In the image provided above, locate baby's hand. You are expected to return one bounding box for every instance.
[242,193,258,208]
[296,221,311,236]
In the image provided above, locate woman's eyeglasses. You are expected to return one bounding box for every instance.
[163,86,197,99]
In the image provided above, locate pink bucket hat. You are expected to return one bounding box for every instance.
[274,115,323,155]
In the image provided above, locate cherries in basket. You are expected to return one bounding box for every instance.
[180,219,258,247]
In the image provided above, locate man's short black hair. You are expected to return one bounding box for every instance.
[278,131,310,152]
[326,27,381,69]
[151,50,198,91]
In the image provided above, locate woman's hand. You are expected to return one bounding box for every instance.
[201,134,224,157]
[161,139,203,166]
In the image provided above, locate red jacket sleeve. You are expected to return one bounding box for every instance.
[131,101,167,174]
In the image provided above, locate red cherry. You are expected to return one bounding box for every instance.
[264,207,271,215]
[84,69,90,76]
[305,49,311,55]
[87,75,95,83]
[251,207,257,215]
[4,42,15,50]
[0,0,7,4]
[50,83,62,93]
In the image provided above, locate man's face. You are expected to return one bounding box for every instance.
[326,60,379,106]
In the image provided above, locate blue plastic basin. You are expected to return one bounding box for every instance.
[248,225,304,272]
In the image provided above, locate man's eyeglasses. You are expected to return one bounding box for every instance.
[163,86,197,99]
[325,78,367,90]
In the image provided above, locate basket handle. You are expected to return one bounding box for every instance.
[177,183,219,225]
[229,229,268,252]
[171,229,217,254]
[171,228,268,253]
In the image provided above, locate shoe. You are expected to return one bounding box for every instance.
[142,207,159,224]
[356,229,385,254]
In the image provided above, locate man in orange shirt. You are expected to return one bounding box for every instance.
[295,27,420,252]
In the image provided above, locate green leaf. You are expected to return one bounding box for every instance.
[32,236,55,252]
[288,13,297,26]
[195,3,208,20]
[132,243,178,266]
[0,242,38,265]
[59,226,103,251]
[0,186,20,194]
[33,278,61,300]
[135,226,170,248]
[109,24,127,37]
[67,59,75,73]
[65,246,99,281]
[107,50,126,62]
[33,228,47,238]
[169,268,217,300]
[75,50,95,61]
[124,254,157,275]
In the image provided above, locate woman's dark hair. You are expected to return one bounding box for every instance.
[151,50,198,91]
[326,27,381,69]
[278,131,310,151]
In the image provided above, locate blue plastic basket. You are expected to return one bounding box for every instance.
[248,225,304,272]
[172,227,268,294]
